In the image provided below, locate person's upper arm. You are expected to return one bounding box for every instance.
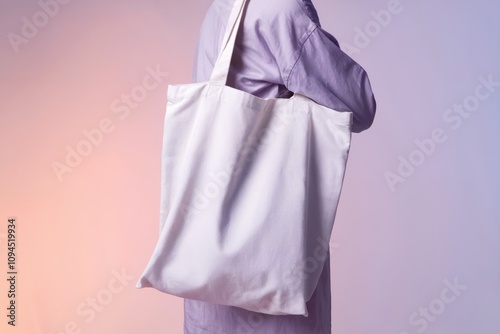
[285,26,377,133]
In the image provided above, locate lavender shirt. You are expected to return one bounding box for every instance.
[184,0,376,333]
[192,0,376,133]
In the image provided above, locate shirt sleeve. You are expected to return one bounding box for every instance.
[286,26,377,133]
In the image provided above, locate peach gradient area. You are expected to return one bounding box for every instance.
[1,1,210,333]
[1,0,500,334]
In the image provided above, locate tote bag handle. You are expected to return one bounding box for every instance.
[209,0,248,86]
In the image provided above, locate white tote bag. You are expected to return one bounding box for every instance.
[136,0,352,316]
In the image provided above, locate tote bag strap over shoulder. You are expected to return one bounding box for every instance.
[210,0,248,86]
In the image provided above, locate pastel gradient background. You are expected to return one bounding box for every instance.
[0,0,498,333]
